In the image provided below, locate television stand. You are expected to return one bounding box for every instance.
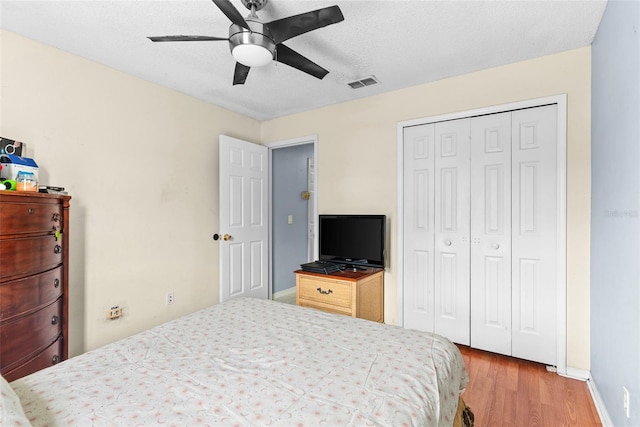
[294,268,384,323]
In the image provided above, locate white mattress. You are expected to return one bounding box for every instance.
[10,298,468,426]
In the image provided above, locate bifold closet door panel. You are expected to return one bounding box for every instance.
[511,104,558,366]
[434,119,471,345]
[470,112,513,355]
[402,124,436,333]
[402,103,560,365]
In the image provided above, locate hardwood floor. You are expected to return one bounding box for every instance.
[458,345,602,426]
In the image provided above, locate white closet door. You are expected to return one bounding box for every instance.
[470,112,513,354]
[511,105,558,365]
[402,124,436,332]
[434,119,471,345]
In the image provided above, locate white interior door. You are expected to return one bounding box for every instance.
[470,112,513,355]
[219,135,269,302]
[402,119,472,345]
[402,124,436,332]
[433,119,471,345]
[511,105,558,365]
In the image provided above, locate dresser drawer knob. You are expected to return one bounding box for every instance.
[28,208,34,215]
[316,287,333,295]
[51,315,59,325]
[52,213,61,222]
[52,355,60,365]
[54,278,60,288]
[53,245,62,254]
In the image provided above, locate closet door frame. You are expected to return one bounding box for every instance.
[396,94,567,374]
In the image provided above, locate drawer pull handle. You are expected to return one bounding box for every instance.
[52,213,61,222]
[53,245,62,254]
[51,315,59,325]
[28,208,35,215]
[316,287,333,295]
[52,355,60,365]
[54,278,60,288]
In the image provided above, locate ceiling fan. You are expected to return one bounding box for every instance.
[148,0,344,85]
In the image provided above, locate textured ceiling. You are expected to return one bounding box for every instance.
[0,0,607,120]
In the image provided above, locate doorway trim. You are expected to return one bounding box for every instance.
[396,95,567,374]
[264,134,319,294]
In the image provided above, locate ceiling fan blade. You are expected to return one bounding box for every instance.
[148,35,228,42]
[212,0,250,31]
[233,62,251,85]
[275,44,329,80]
[267,5,344,45]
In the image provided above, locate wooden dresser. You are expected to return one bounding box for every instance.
[295,268,384,322]
[0,192,71,381]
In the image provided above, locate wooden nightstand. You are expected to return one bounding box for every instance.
[295,268,384,322]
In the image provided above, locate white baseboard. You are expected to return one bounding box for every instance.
[587,376,614,427]
[562,367,590,381]
[273,286,296,299]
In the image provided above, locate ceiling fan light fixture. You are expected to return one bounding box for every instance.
[229,21,275,67]
[232,44,273,67]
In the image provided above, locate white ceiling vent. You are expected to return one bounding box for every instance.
[347,75,380,89]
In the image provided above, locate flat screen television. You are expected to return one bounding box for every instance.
[318,214,386,269]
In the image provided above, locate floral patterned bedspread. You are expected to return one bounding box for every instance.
[11,297,468,426]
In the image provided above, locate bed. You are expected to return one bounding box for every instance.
[3,297,473,426]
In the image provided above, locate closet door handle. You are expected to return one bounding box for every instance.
[492,243,500,250]
[444,240,452,246]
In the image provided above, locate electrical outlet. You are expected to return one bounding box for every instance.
[167,292,174,305]
[623,386,630,418]
[107,306,122,320]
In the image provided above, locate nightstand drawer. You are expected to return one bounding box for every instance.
[298,275,351,308]
[295,269,384,322]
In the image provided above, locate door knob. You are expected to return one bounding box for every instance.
[213,233,232,241]
[445,240,452,246]
[492,243,500,250]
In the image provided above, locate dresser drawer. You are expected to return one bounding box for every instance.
[0,267,63,321]
[1,337,63,382]
[0,299,63,371]
[298,275,352,309]
[0,200,62,236]
[0,235,63,280]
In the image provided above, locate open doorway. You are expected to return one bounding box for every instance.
[268,136,317,304]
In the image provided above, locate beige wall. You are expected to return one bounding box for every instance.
[0,30,261,354]
[1,29,591,370]
[262,47,592,370]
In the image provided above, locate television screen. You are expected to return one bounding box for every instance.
[318,214,386,268]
